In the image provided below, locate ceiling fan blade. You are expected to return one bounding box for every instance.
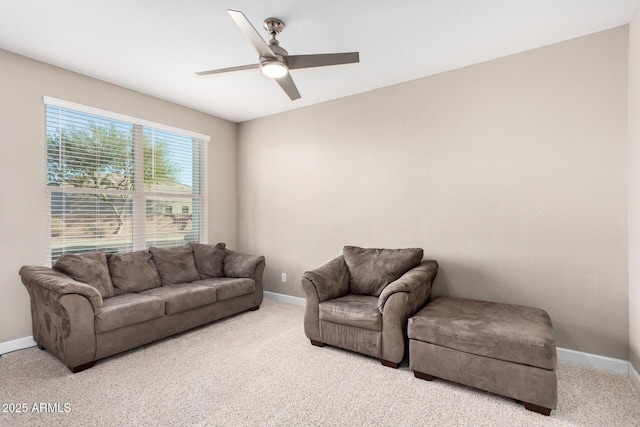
[227,10,276,59]
[275,73,301,100]
[195,64,260,77]
[286,52,360,70]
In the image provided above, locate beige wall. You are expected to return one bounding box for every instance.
[0,49,237,344]
[238,27,629,359]
[629,13,640,371]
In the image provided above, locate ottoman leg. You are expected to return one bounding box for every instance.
[413,370,434,381]
[523,402,551,416]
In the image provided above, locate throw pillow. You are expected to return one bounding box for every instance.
[149,245,200,286]
[53,250,115,298]
[107,250,161,295]
[190,242,226,279]
[343,246,423,296]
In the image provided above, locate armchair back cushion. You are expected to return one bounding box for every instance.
[53,250,114,298]
[343,246,423,296]
[149,245,200,286]
[107,250,161,295]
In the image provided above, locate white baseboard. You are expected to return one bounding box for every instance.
[263,291,305,306]
[630,363,640,394]
[263,290,634,377]
[0,335,36,355]
[556,347,629,375]
[2,294,637,387]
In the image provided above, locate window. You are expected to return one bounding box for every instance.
[45,97,209,263]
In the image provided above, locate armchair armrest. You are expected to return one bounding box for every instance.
[378,260,439,314]
[19,266,103,312]
[301,255,350,303]
[301,255,350,343]
[223,250,266,279]
[378,260,438,363]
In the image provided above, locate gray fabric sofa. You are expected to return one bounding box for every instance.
[301,246,438,368]
[19,243,265,373]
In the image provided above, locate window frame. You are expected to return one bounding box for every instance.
[44,97,209,265]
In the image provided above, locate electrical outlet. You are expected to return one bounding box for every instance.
[281,272,287,283]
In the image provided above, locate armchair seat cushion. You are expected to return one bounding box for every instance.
[319,294,382,331]
[140,283,218,315]
[96,293,164,333]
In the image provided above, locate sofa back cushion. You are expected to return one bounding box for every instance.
[53,250,115,298]
[149,245,200,286]
[107,250,161,295]
[190,242,226,279]
[343,246,423,296]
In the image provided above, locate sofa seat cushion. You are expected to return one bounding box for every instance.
[319,294,382,331]
[96,293,165,333]
[408,297,557,370]
[107,250,161,295]
[139,283,218,315]
[192,278,255,301]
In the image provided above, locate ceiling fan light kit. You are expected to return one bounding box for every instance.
[260,60,288,78]
[195,10,360,101]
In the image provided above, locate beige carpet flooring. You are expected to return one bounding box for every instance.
[1,299,639,426]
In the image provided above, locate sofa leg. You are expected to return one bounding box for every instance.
[70,361,95,373]
[249,305,260,311]
[380,359,399,369]
[413,370,434,381]
[523,402,551,416]
[37,344,46,351]
[310,340,324,347]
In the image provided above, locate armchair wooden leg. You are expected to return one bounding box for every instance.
[69,361,95,373]
[380,359,399,369]
[310,340,324,347]
[523,402,551,416]
[413,370,434,381]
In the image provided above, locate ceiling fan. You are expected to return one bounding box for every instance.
[195,10,360,101]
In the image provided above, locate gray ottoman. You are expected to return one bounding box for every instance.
[408,297,557,416]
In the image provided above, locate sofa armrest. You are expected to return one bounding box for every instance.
[19,266,103,312]
[223,250,266,279]
[378,260,438,314]
[19,266,99,370]
[301,255,350,303]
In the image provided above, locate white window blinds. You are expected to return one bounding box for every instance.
[44,98,208,264]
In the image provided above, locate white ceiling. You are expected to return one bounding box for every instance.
[1,0,639,123]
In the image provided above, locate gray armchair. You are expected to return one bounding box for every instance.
[301,246,438,368]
